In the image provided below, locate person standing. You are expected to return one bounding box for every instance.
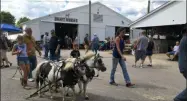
[67,37,72,50]
[49,30,62,61]
[109,28,135,87]
[0,33,12,68]
[174,28,187,101]
[146,37,154,67]
[110,37,115,50]
[65,35,68,49]
[43,32,50,59]
[12,35,30,88]
[73,36,79,50]
[91,33,99,54]
[40,35,44,52]
[134,31,148,68]
[84,34,89,54]
[23,27,41,82]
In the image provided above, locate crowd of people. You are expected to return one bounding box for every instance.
[0,26,186,101]
[130,28,187,101]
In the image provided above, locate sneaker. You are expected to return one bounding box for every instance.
[132,65,137,68]
[109,82,118,86]
[126,83,135,88]
[28,78,34,82]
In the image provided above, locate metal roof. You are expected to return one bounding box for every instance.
[129,1,176,27]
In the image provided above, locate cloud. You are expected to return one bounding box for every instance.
[1,0,169,21]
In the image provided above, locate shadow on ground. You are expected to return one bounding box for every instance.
[118,82,166,90]
[29,92,132,101]
[54,93,132,101]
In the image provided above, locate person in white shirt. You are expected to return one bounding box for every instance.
[166,41,179,60]
[43,32,50,59]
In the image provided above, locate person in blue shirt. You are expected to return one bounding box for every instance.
[91,33,99,54]
[110,28,135,87]
[174,27,187,101]
[12,35,30,88]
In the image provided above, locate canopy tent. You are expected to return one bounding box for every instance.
[1,23,22,32]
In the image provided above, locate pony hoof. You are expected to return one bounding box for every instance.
[96,75,99,77]
[85,96,89,100]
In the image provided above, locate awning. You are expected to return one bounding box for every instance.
[1,23,22,32]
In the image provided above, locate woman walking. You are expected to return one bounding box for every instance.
[146,37,154,66]
[109,28,135,87]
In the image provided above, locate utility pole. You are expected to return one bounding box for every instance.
[147,0,151,13]
[146,0,151,36]
[89,0,91,40]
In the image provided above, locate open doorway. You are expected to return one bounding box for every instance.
[55,23,78,48]
[115,27,130,42]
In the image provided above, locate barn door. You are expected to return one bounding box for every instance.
[105,26,115,39]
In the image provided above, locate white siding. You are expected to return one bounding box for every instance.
[23,2,131,41]
[39,3,131,41]
[39,21,55,38]
[105,26,115,38]
[22,22,41,41]
[91,27,105,41]
[130,29,144,42]
[78,24,89,44]
[131,1,186,28]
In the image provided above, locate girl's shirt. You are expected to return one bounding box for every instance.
[14,43,28,58]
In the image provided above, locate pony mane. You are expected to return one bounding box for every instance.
[63,58,76,71]
[80,52,95,61]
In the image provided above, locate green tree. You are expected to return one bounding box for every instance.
[16,17,30,27]
[0,11,16,25]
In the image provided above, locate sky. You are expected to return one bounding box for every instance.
[1,0,171,21]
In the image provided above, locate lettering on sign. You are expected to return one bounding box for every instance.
[54,17,78,23]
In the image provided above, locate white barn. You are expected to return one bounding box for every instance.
[22,2,132,44]
[130,1,187,41]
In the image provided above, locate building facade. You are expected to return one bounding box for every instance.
[22,2,132,44]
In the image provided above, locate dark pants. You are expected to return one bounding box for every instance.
[44,44,49,58]
[50,49,60,61]
[92,48,98,54]
[174,72,187,101]
[28,56,37,78]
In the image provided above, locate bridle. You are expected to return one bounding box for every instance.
[93,55,103,70]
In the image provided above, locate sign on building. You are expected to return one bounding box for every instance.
[54,17,78,23]
[93,14,103,22]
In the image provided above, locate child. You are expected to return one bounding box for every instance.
[70,48,80,58]
[12,35,30,88]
